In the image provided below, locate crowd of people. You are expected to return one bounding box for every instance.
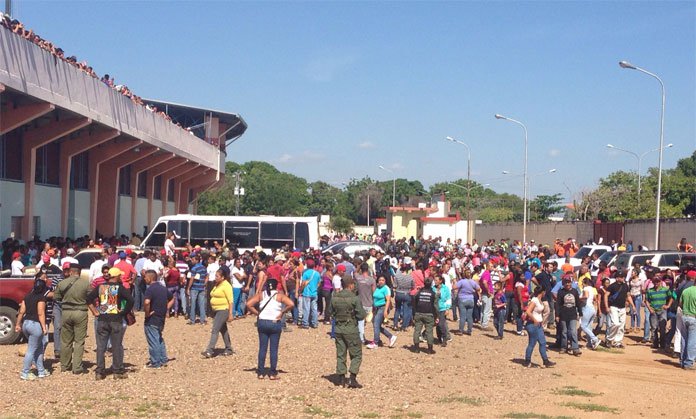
[7,232,696,385]
[0,15,202,139]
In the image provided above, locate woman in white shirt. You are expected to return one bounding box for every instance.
[580,276,600,349]
[246,278,294,380]
[524,287,556,368]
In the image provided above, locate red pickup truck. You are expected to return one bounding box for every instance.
[0,274,35,344]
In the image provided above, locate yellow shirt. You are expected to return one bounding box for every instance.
[210,280,233,311]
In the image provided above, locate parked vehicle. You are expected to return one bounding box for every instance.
[614,251,693,273]
[141,214,319,252]
[551,245,612,271]
[322,241,383,258]
[591,250,618,277]
[0,273,34,344]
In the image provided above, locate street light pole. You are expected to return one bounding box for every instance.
[606,143,673,198]
[619,60,666,250]
[445,136,472,223]
[378,165,396,207]
[495,114,528,245]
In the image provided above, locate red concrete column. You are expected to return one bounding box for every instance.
[0,102,55,135]
[59,129,120,236]
[160,162,197,216]
[20,117,91,240]
[87,139,140,238]
[145,157,188,228]
[178,168,211,213]
[180,170,218,214]
[171,164,202,213]
[96,145,157,237]
[129,153,175,235]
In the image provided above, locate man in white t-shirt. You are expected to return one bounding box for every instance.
[61,248,79,266]
[89,252,107,283]
[142,252,165,285]
[11,252,25,275]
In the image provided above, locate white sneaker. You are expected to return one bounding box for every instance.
[366,342,378,349]
[389,335,398,348]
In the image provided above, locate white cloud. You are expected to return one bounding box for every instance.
[275,150,325,165]
[548,148,561,157]
[304,53,356,82]
[357,141,376,149]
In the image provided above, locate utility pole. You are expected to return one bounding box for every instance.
[233,171,244,216]
[5,0,11,16]
[367,192,370,227]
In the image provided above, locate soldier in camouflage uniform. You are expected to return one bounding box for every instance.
[328,276,366,388]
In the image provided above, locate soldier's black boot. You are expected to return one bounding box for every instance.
[425,344,435,354]
[339,375,348,387]
[347,373,363,389]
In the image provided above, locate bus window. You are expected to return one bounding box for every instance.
[145,222,167,247]
[295,222,309,250]
[168,220,189,246]
[190,221,224,246]
[225,221,259,249]
[260,222,293,250]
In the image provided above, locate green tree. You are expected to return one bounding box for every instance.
[530,193,564,221]
[329,215,355,234]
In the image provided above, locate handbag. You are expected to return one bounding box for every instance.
[125,311,136,326]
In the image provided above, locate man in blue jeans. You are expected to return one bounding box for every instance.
[187,255,208,325]
[143,270,174,368]
[300,259,321,329]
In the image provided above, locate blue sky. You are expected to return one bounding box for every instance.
[15,1,696,201]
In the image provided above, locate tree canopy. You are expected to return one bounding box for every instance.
[197,152,695,224]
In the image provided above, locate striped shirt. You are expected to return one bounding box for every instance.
[189,263,208,292]
[647,286,670,312]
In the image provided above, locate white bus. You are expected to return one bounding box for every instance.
[141,214,319,252]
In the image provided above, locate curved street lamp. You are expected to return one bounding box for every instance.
[495,113,529,244]
[445,136,472,223]
[606,143,673,198]
[619,60,666,249]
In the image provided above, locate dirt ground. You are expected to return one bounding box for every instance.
[1,314,694,419]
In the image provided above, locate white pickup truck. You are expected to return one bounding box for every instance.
[550,245,612,271]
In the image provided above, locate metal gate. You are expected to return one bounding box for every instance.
[593,221,624,244]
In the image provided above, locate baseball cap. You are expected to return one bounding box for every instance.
[66,248,76,255]
[108,267,123,277]
[688,270,696,279]
[403,256,413,265]
[62,261,71,270]
[274,254,286,262]
[305,259,315,269]
[12,251,20,259]
[336,265,346,273]
[118,251,127,259]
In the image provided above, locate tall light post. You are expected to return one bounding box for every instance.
[495,113,528,245]
[619,60,666,249]
[378,165,396,207]
[606,143,673,198]
[445,136,472,223]
[503,169,556,219]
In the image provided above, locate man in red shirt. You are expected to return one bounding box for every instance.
[114,251,137,291]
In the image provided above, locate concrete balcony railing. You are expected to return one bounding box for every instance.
[0,27,219,169]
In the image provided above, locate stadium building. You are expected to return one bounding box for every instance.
[0,24,246,241]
